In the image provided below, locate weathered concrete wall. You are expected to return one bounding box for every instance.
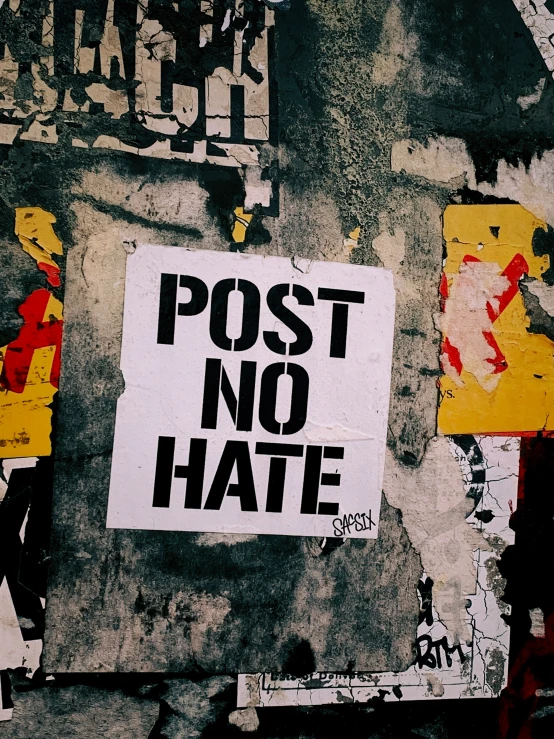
[0,0,553,737]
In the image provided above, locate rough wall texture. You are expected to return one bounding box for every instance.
[0,0,553,737]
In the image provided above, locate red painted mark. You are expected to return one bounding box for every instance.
[439,271,449,311]
[457,430,554,439]
[488,253,529,321]
[0,288,63,394]
[37,261,61,288]
[440,253,529,377]
[442,336,463,375]
[482,330,508,374]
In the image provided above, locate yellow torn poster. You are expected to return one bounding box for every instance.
[437,204,554,435]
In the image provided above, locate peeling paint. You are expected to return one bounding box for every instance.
[195,532,258,546]
[513,0,554,76]
[343,226,360,256]
[529,607,546,638]
[392,135,554,227]
[391,137,476,188]
[437,261,517,392]
[0,0,278,206]
[517,76,547,110]
[385,436,485,643]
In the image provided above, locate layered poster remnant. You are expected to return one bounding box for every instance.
[0,210,63,458]
[238,436,519,705]
[0,209,62,720]
[107,246,395,538]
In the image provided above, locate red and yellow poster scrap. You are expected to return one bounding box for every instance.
[0,208,63,458]
[438,204,554,435]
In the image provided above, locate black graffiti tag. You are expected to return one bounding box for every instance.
[414,635,466,670]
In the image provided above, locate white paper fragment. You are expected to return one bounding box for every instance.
[107,245,395,539]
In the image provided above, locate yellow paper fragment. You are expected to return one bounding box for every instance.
[232,207,254,243]
[438,204,554,435]
[343,226,361,255]
[15,207,63,272]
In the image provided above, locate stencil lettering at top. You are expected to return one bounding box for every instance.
[0,0,275,173]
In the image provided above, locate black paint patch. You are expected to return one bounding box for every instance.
[532,225,554,286]
[452,188,518,206]
[281,638,316,679]
[475,509,495,524]
[198,167,244,243]
[419,367,441,377]
[417,577,434,627]
[18,457,54,605]
[400,328,426,338]
[244,204,272,248]
[0,460,51,643]
[319,537,345,555]
[450,435,486,511]
[0,670,13,710]
[498,437,554,655]
[405,0,554,183]
[520,279,554,343]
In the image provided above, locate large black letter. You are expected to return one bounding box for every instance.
[300,445,343,515]
[152,436,175,507]
[263,284,314,355]
[157,274,208,345]
[177,275,209,316]
[259,362,309,435]
[157,274,178,345]
[317,288,365,358]
[201,359,257,431]
[255,442,304,512]
[174,439,208,509]
[153,436,207,509]
[210,278,260,351]
[204,441,258,511]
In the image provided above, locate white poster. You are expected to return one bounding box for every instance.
[106,245,395,538]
